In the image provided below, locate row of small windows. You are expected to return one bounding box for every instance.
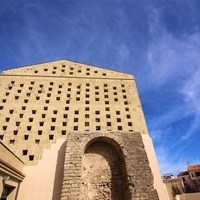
[0,105,131,114]
[34,69,107,76]
[31,65,109,76]
[8,81,125,89]
[3,112,131,122]
[2,119,132,131]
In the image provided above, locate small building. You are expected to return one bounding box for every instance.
[187,164,200,192]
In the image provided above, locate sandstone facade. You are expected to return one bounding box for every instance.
[0,60,163,199]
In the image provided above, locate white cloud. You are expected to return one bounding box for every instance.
[146,6,200,175]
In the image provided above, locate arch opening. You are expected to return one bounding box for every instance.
[81,137,131,200]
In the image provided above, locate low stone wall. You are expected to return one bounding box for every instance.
[176,193,200,200]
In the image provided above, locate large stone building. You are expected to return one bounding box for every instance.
[0,60,165,200]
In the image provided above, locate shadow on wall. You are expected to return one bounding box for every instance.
[52,141,66,200]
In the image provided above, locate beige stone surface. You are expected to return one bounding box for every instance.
[0,59,164,199]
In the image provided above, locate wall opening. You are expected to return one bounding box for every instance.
[81,137,130,200]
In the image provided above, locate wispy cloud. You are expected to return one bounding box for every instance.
[145,5,200,174]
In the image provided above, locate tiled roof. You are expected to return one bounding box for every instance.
[187,164,200,171]
[177,171,189,176]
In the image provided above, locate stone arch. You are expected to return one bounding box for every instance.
[80,136,131,200]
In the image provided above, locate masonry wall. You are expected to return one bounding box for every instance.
[61,131,159,200]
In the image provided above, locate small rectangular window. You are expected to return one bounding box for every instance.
[24,135,29,140]
[63,122,67,126]
[128,122,133,126]
[118,126,122,130]
[16,122,20,126]
[85,114,89,118]
[51,126,55,131]
[75,110,79,114]
[96,126,101,131]
[32,110,36,114]
[27,126,32,131]
[29,155,34,161]
[105,107,110,111]
[53,110,57,114]
[74,126,78,131]
[38,130,43,135]
[23,150,28,155]
[117,118,121,122]
[10,109,14,114]
[63,114,68,118]
[49,135,54,140]
[106,114,110,119]
[62,130,66,135]
[3,126,7,131]
[65,107,69,111]
[124,101,128,105]
[125,107,129,111]
[42,114,46,118]
[105,101,109,104]
[13,130,18,135]
[35,139,40,145]
[5,117,10,122]
[107,122,111,126]
[96,118,100,122]
[10,140,15,145]
[95,111,100,115]
[39,122,44,126]
[85,107,89,111]
[29,118,33,122]
[22,106,26,110]
[74,118,78,122]
[85,122,89,126]
[44,106,48,110]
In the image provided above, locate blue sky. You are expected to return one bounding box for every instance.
[1,0,200,175]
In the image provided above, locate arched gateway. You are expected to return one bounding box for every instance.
[61,132,159,200]
[80,137,131,200]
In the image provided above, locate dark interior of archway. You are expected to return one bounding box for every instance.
[82,140,131,200]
